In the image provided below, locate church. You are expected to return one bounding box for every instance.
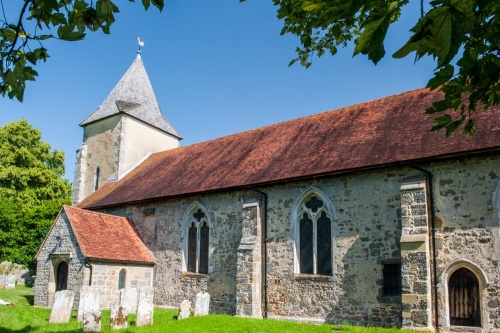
[34,52,500,332]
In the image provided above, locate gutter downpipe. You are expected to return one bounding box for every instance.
[84,259,93,286]
[251,188,268,319]
[408,165,439,331]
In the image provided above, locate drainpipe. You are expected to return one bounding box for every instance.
[84,259,93,286]
[251,188,268,319]
[409,165,439,331]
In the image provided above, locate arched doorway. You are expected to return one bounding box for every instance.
[449,267,481,327]
[56,261,68,292]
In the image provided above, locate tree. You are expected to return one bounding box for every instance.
[268,0,499,136]
[0,120,71,267]
[0,0,163,102]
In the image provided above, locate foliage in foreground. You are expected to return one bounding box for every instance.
[0,120,71,268]
[0,0,163,102]
[265,0,500,136]
[0,286,416,333]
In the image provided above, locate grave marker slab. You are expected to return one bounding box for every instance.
[5,276,15,289]
[49,290,74,323]
[83,309,102,332]
[194,292,210,316]
[119,288,138,314]
[178,300,191,320]
[110,305,128,330]
[77,286,101,322]
[136,299,154,326]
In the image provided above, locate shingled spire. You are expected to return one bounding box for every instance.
[80,54,181,139]
[73,54,182,205]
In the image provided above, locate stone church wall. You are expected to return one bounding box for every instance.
[34,211,85,309]
[73,115,122,204]
[97,152,500,329]
[83,262,154,309]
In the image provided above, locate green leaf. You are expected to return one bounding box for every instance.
[427,64,454,90]
[430,114,452,131]
[57,25,85,41]
[142,0,151,10]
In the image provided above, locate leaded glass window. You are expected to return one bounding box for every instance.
[199,222,209,274]
[188,223,197,273]
[118,269,126,290]
[185,207,210,274]
[298,196,333,275]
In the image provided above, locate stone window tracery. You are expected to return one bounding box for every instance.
[294,191,335,276]
[182,204,211,274]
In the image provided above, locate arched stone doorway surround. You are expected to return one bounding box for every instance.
[440,259,489,332]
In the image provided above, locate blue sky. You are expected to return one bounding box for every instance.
[1,1,435,181]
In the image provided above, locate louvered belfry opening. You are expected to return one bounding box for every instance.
[449,268,481,327]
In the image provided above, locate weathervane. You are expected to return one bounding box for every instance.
[137,37,144,58]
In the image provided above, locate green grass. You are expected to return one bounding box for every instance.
[0,286,415,333]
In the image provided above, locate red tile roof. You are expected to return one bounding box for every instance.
[63,205,156,264]
[80,88,500,209]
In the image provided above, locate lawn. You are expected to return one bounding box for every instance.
[0,286,414,333]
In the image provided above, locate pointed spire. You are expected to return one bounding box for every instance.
[80,56,182,139]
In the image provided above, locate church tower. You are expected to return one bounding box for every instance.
[72,52,182,204]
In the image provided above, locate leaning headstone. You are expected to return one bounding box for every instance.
[110,305,128,330]
[5,275,15,289]
[119,288,138,314]
[194,292,210,316]
[136,299,154,326]
[177,300,191,320]
[77,286,101,322]
[82,309,102,332]
[0,275,6,288]
[49,290,75,323]
[139,286,154,304]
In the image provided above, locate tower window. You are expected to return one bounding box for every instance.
[93,166,100,192]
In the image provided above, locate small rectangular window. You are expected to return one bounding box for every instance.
[383,263,401,296]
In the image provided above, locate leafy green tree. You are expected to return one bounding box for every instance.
[0,120,71,267]
[0,0,163,102]
[268,0,499,136]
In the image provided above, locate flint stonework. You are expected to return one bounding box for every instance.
[49,290,75,323]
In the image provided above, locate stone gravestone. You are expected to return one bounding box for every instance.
[82,309,102,332]
[77,286,101,322]
[119,288,138,314]
[5,275,15,289]
[139,286,154,304]
[49,290,75,323]
[194,292,210,316]
[136,299,154,326]
[110,305,128,330]
[177,300,191,320]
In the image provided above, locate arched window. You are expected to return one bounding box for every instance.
[182,203,211,274]
[56,261,68,292]
[293,189,336,276]
[118,269,126,290]
[449,268,481,327]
